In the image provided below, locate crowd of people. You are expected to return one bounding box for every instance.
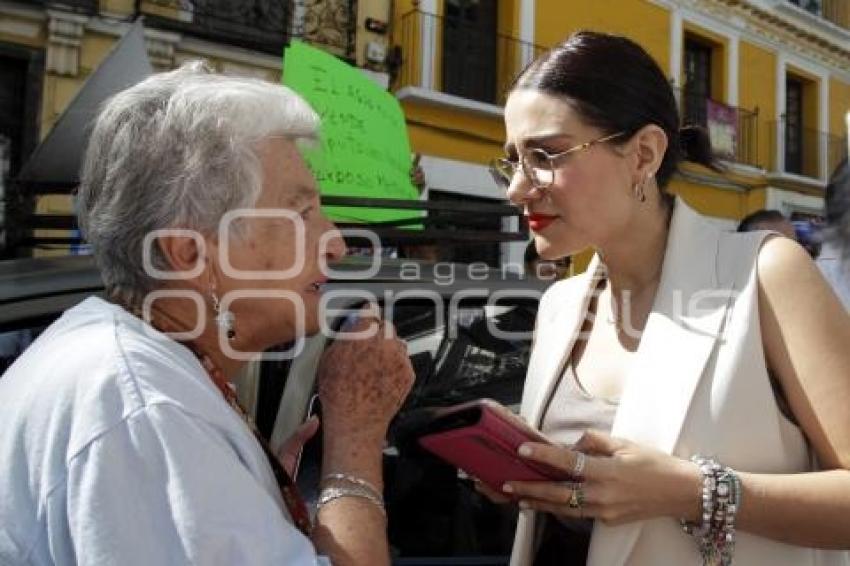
[0,29,848,566]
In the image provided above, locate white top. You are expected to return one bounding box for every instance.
[0,296,327,565]
[817,240,850,310]
[511,199,849,566]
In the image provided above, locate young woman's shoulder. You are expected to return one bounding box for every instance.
[756,235,850,469]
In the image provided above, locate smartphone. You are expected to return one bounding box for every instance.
[417,399,575,492]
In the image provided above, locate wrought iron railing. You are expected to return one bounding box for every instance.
[17,0,97,13]
[674,88,760,168]
[138,0,291,56]
[787,0,850,30]
[395,10,546,106]
[769,119,847,178]
[826,132,848,176]
[822,0,850,28]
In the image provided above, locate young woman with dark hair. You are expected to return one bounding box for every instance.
[484,31,850,565]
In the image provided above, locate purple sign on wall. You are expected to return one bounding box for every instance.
[707,100,738,160]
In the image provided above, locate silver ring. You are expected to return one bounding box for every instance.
[572,452,586,479]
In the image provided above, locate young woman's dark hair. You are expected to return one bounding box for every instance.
[510,31,716,196]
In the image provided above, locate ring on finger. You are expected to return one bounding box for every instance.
[567,486,585,509]
[572,452,587,480]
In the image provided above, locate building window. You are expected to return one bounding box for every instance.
[442,0,497,104]
[683,37,713,127]
[140,0,293,56]
[0,56,28,185]
[0,46,43,257]
[788,0,823,16]
[784,76,805,175]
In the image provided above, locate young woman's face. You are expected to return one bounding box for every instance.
[503,89,637,259]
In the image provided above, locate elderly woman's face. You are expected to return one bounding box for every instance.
[220,137,345,343]
[504,89,635,259]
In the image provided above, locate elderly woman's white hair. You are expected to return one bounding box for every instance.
[77,61,319,307]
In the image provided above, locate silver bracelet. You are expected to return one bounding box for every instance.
[317,485,386,517]
[712,466,742,566]
[681,456,718,538]
[321,473,383,503]
[681,456,742,566]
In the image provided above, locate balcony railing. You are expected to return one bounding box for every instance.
[769,119,847,179]
[395,10,547,107]
[17,0,97,13]
[786,0,849,30]
[674,88,760,168]
[138,0,291,56]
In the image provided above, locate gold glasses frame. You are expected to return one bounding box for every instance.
[490,131,627,193]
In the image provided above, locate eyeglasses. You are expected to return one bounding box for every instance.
[489,131,626,193]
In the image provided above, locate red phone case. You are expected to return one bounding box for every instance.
[418,399,572,492]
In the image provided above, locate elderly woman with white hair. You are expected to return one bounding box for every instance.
[0,62,414,565]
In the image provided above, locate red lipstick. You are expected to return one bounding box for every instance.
[526,214,558,232]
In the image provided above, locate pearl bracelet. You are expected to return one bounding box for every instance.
[681,456,742,566]
[681,456,718,538]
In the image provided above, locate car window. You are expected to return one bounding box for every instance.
[387,298,534,562]
[0,319,51,377]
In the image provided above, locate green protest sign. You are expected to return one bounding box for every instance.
[283,40,421,225]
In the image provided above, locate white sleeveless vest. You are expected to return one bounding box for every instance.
[510,198,849,566]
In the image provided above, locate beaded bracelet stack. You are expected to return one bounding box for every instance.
[316,473,386,518]
[680,456,743,566]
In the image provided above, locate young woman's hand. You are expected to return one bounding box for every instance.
[473,478,513,505]
[503,430,701,526]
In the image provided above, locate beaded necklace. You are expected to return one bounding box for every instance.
[189,348,313,537]
[113,298,313,536]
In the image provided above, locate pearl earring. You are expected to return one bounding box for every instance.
[634,181,646,202]
[211,291,236,340]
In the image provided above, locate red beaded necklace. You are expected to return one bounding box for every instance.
[115,298,312,536]
[190,349,313,537]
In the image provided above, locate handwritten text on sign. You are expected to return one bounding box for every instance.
[283,41,420,224]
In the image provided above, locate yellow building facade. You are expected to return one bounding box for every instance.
[389,0,850,268]
[0,0,378,255]
[1,0,849,264]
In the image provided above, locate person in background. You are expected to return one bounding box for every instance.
[399,153,444,262]
[736,209,796,239]
[738,208,821,259]
[0,62,414,566]
[817,159,850,310]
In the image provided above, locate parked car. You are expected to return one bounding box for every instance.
[0,254,549,565]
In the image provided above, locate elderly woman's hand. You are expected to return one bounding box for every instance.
[503,430,701,526]
[317,308,415,443]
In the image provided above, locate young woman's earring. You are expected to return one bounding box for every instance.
[634,181,646,203]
